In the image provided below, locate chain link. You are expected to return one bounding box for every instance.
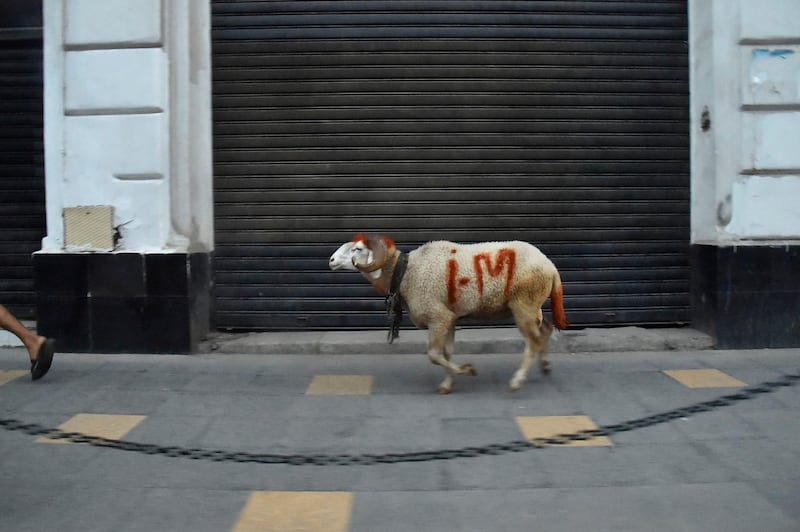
[2,371,798,466]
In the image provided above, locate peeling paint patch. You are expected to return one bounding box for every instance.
[752,48,795,60]
[717,194,732,226]
[745,45,800,105]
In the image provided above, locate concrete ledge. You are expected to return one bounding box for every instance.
[2,324,715,354]
[202,326,714,356]
[0,320,36,347]
[0,330,23,348]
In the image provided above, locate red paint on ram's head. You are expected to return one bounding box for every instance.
[351,233,396,252]
[380,235,396,250]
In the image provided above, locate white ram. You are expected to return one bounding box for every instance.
[329,233,569,393]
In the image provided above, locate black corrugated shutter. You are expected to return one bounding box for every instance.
[211,0,689,330]
[0,34,45,318]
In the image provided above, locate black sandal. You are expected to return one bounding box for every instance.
[31,338,55,381]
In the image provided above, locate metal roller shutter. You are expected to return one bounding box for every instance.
[0,35,45,318]
[211,0,689,331]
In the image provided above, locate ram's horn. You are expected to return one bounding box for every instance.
[353,234,388,273]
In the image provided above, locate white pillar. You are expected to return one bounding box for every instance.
[690,0,800,245]
[38,0,214,353]
[689,0,800,348]
[42,0,213,253]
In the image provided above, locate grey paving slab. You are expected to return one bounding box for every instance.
[117,488,250,532]
[440,450,556,491]
[351,483,799,532]
[694,439,800,482]
[123,414,211,447]
[361,414,444,453]
[737,408,800,443]
[751,479,800,523]
[617,441,742,485]
[0,344,798,532]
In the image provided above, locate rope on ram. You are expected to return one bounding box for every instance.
[386,252,409,343]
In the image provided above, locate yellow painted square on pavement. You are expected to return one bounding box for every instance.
[0,370,28,386]
[306,375,373,395]
[36,413,146,444]
[515,415,612,447]
[664,369,746,388]
[232,491,352,532]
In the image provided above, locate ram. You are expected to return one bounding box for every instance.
[329,233,569,393]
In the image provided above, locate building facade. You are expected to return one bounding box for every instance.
[689,0,800,347]
[0,1,796,352]
[36,0,213,352]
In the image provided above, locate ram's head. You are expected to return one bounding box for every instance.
[328,233,394,273]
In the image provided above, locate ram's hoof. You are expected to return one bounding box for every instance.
[437,385,452,395]
[509,382,522,392]
[461,364,477,376]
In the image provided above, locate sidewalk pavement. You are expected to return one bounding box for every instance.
[1,328,798,532]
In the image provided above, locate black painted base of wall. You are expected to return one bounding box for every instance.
[34,252,214,353]
[690,244,800,349]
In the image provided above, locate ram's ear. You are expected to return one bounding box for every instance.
[354,234,388,273]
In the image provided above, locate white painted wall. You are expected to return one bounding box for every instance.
[41,0,213,253]
[42,1,799,252]
[690,0,800,244]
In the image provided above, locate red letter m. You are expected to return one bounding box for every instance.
[473,249,516,298]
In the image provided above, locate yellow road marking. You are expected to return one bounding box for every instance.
[516,415,613,447]
[36,413,146,444]
[232,491,352,532]
[0,370,28,386]
[306,375,373,395]
[664,369,746,388]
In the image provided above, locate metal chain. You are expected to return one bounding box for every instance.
[2,371,798,466]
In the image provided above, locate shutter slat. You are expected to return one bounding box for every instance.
[0,38,44,318]
[211,0,690,330]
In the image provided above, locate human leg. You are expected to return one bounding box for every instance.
[0,304,55,380]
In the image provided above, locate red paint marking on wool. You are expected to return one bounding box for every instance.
[446,259,460,306]
[446,257,474,306]
[473,249,516,298]
[351,233,366,243]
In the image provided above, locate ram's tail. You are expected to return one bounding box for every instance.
[550,273,569,330]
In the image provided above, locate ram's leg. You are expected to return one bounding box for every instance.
[427,321,475,394]
[537,319,554,375]
[509,303,551,391]
[443,325,455,362]
[530,308,554,375]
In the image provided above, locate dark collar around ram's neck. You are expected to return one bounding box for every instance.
[385,252,408,344]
